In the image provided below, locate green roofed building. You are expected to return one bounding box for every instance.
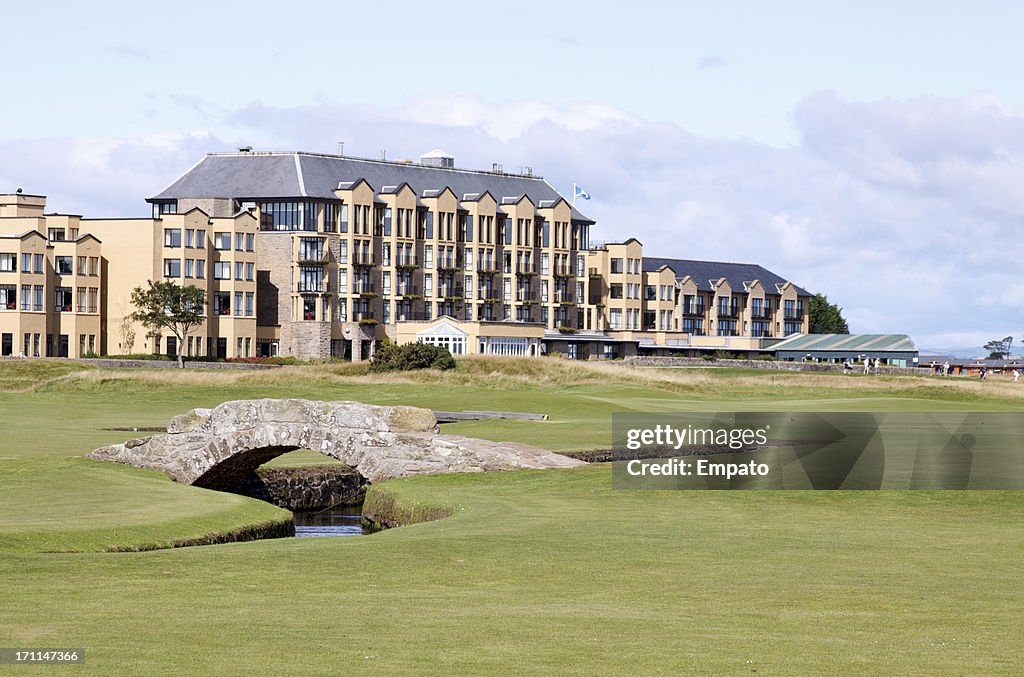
[771,334,918,367]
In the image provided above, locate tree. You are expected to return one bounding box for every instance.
[129,280,206,368]
[808,293,850,334]
[984,336,1013,360]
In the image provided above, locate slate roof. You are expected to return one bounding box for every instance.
[150,152,595,223]
[642,256,810,295]
[772,334,917,354]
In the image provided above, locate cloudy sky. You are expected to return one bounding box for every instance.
[3,0,1023,354]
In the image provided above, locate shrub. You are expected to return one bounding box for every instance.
[369,341,456,372]
[701,354,717,361]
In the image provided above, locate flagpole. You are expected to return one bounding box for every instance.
[572,183,576,208]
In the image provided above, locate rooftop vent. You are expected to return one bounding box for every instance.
[492,162,503,173]
[238,146,252,153]
[520,166,533,177]
[420,149,455,169]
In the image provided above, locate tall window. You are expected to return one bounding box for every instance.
[299,267,322,293]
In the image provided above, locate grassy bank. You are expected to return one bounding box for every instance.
[1,358,1022,674]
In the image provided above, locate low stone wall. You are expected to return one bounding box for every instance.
[236,465,367,511]
[624,356,915,375]
[68,358,281,370]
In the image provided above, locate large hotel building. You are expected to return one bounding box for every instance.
[0,148,808,361]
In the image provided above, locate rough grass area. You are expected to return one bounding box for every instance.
[1,358,1022,674]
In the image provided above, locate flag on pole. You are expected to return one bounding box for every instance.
[573,183,591,201]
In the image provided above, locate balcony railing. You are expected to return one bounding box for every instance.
[397,285,421,297]
[297,247,328,263]
[516,291,538,302]
[784,310,805,320]
[516,264,537,276]
[395,255,419,268]
[682,305,705,316]
[297,283,324,294]
[440,285,464,299]
[717,306,739,318]
[554,293,576,305]
[352,251,376,266]
[354,284,377,297]
[750,308,773,319]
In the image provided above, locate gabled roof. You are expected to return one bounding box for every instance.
[150,152,594,223]
[642,256,810,295]
[460,190,495,203]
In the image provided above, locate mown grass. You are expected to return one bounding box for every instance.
[1,467,1021,675]
[0,358,1022,675]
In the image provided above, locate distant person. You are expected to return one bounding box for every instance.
[1014,369,1021,383]
[958,365,964,376]
[943,361,950,376]
[864,358,871,374]
[843,360,853,372]
[874,358,881,374]
[979,366,987,381]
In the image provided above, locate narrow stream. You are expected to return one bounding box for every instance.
[292,504,369,537]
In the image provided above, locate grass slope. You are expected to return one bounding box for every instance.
[0,358,1022,674]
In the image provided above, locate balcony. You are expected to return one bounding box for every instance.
[296,283,324,294]
[516,264,537,276]
[437,260,461,272]
[352,251,376,266]
[552,267,573,278]
[395,255,420,269]
[682,306,705,317]
[353,311,376,323]
[297,244,328,264]
[784,310,805,320]
[478,262,501,274]
[750,308,773,319]
[717,306,739,318]
[397,285,421,297]
[516,291,538,303]
[355,284,377,298]
[554,293,576,306]
[440,285,464,300]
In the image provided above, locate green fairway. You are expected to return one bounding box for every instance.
[1,358,1022,674]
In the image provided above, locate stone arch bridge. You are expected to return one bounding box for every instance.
[87,399,582,492]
